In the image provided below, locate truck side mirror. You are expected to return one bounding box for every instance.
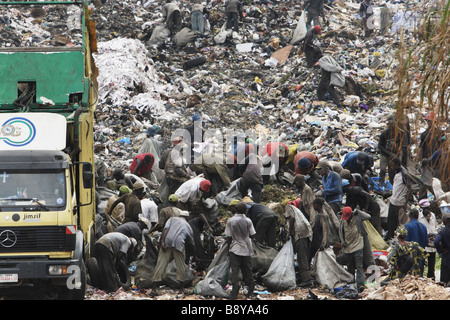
[82,163,94,189]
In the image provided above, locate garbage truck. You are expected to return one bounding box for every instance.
[0,0,98,299]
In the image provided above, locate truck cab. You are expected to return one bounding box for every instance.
[0,0,98,299]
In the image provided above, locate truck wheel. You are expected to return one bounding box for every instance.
[87,257,104,289]
[116,260,131,291]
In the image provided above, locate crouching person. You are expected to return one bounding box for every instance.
[151,211,196,294]
[94,232,137,292]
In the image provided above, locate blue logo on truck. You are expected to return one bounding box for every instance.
[0,117,36,147]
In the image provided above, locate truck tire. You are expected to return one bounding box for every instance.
[87,257,104,289]
[116,260,131,291]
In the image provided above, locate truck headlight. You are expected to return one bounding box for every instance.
[48,265,68,275]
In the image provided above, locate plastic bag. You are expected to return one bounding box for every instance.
[214,22,232,44]
[215,178,242,206]
[194,259,230,298]
[261,239,296,292]
[251,239,278,274]
[290,10,307,45]
[148,25,171,46]
[312,248,354,290]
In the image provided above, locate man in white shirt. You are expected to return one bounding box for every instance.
[386,158,411,240]
[225,201,256,299]
[418,199,438,279]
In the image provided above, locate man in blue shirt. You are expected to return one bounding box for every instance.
[405,208,428,276]
[317,161,342,214]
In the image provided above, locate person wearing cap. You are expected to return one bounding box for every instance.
[130,153,155,179]
[294,174,316,227]
[94,232,137,292]
[342,151,373,176]
[418,199,438,279]
[341,179,382,235]
[434,213,450,285]
[244,201,278,248]
[190,152,231,197]
[149,194,187,233]
[140,196,159,231]
[294,151,319,175]
[151,214,196,294]
[109,181,147,224]
[285,199,315,287]
[303,0,324,31]
[386,157,412,241]
[316,161,343,214]
[338,206,372,292]
[382,225,428,285]
[105,185,131,232]
[174,177,211,211]
[302,25,323,68]
[225,202,256,299]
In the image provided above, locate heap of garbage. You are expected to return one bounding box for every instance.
[1,0,448,301]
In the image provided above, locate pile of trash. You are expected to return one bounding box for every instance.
[364,275,450,300]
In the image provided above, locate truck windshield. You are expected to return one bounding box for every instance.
[0,169,66,211]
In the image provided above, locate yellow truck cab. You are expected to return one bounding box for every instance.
[0,0,98,299]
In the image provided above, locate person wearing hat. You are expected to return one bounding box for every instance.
[130,153,155,179]
[294,174,317,227]
[175,177,211,210]
[285,199,315,287]
[340,169,369,192]
[338,206,372,292]
[302,25,323,68]
[382,225,428,285]
[105,185,131,232]
[109,181,147,225]
[225,202,256,299]
[341,178,382,235]
[94,232,137,292]
[418,199,438,279]
[342,151,373,176]
[151,214,195,294]
[316,161,343,214]
[190,152,231,197]
[149,194,188,233]
[293,150,321,189]
[434,213,450,285]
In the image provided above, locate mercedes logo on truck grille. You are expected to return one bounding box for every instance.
[0,230,17,248]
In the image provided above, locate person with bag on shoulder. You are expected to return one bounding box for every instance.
[381,226,428,286]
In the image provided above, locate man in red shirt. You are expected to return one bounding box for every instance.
[130,153,154,178]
